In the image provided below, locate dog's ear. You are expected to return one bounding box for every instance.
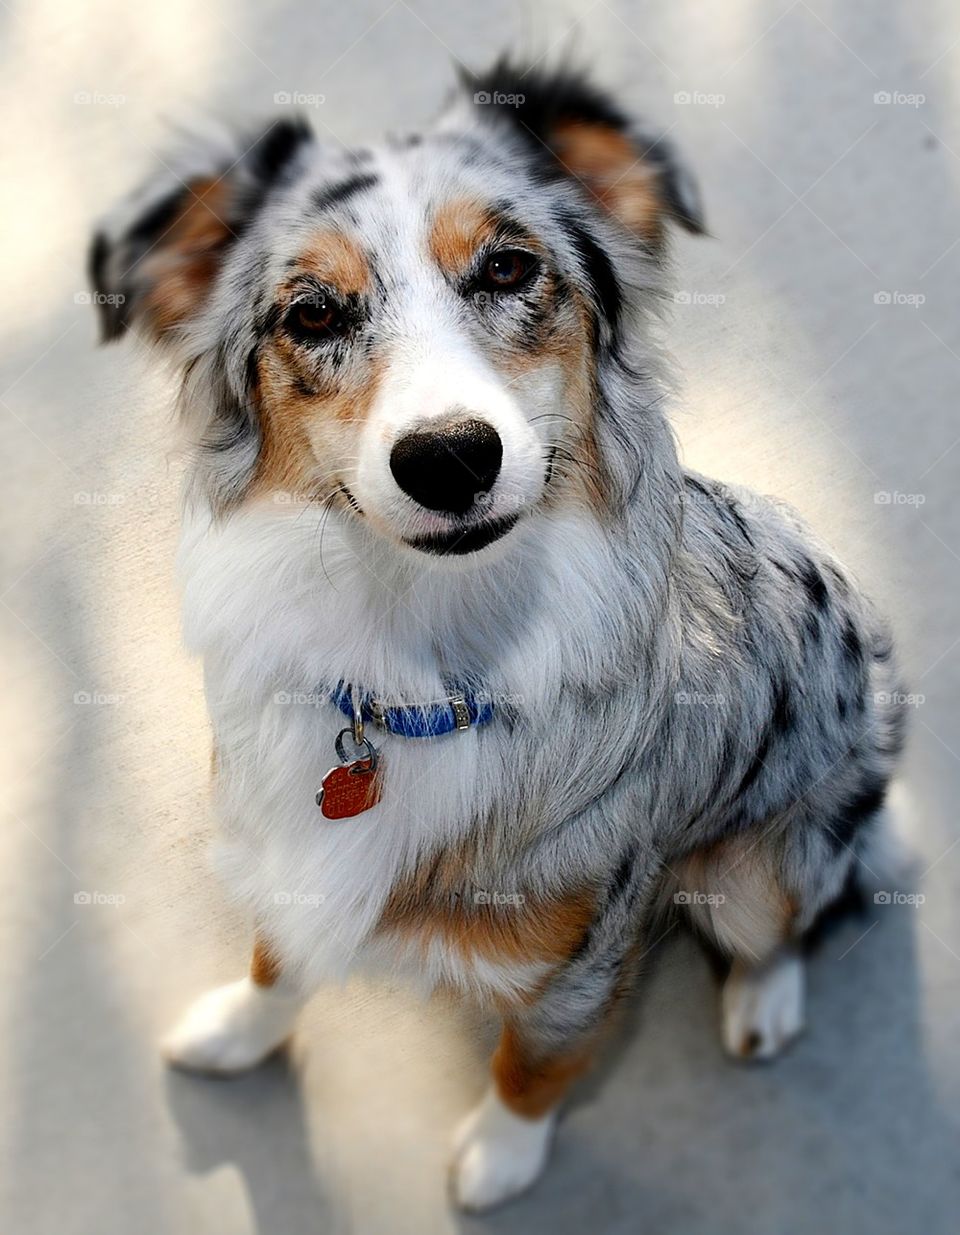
[462,59,704,246]
[89,117,313,345]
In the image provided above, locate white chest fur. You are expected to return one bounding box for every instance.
[177,500,615,994]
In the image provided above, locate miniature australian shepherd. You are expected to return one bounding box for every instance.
[91,60,905,1210]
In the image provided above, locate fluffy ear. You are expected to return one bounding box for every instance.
[462,59,704,246]
[88,117,313,344]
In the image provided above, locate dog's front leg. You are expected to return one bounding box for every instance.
[451,865,653,1211]
[450,1016,592,1212]
[162,935,307,1075]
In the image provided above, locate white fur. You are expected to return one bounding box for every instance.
[178,500,614,996]
[162,977,305,1074]
[450,1087,555,1211]
[721,951,805,1061]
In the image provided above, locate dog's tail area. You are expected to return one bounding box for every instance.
[803,779,921,950]
[663,780,921,965]
[851,779,921,895]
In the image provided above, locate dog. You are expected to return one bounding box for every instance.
[90,59,906,1210]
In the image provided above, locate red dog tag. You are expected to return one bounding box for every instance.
[317,755,382,819]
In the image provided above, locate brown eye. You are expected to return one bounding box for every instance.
[286,292,347,340]
[480,249,538,291]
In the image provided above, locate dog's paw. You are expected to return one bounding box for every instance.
[161,978,302,1075]
[450,1088,555,1212]
[721,951,805,1061]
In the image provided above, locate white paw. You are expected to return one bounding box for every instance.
[450,1088,555,1212]
[161,978,303,1075]
[722,951,805,1061]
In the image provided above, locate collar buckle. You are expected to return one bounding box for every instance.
[449,693,471,732]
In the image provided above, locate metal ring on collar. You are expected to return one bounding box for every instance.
[334,727,378,769]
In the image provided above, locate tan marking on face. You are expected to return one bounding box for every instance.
[246,233,383,501]
[492,1024,593,1118]
[430,197,609,514]
[551,120,663,243]
[247,351,317,497]
[250,934,281,987]
[249,345,385,500]
[428,198,500,277]
[141,177,235,335]
[294,228,371,295]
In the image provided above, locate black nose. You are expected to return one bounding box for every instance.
[389,418,502,515]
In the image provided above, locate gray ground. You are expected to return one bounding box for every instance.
[1,1,959,1232]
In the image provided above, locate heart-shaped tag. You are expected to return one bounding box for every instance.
[317,757,382,819]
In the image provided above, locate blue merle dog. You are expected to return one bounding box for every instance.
[90,60,906,1210]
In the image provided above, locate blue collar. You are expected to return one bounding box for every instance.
[330,680,494,739]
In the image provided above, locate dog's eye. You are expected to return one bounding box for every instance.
[479,249,538,292]
[285,292,347,340]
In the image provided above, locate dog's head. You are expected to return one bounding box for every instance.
[92,60,702,558]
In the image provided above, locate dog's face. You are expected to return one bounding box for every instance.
[255,157,590,557]
[92,62,702,558]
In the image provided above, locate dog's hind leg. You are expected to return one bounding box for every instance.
[671,831,810,1061]
[714,795,912,1060]
[162,935,306,1075]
